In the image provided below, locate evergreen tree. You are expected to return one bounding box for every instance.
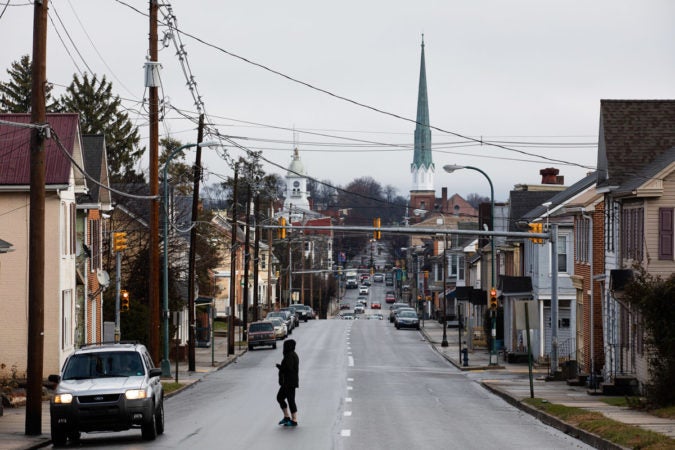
[59,73,144,182]
[0,54,55,112]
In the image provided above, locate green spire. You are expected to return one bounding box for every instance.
[412,36,433,171]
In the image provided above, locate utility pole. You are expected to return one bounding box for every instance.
[252,194,261,322]
[242,184,251,339]
[26,0,48,436]
[187,114,204,371]
[148,0,160,364]
[228,168,238,355]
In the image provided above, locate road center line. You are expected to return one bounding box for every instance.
[348,356,354,366]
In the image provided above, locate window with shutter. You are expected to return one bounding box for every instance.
[659,207,674,260]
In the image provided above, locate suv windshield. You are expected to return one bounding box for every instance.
[62,351,144,380]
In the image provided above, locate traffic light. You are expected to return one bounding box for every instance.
[528,222,543,244]
[278,217,287,239]
[489,287,498,311]
[112,232,128,253]
[373,217,381,240]
[121,290,130,312]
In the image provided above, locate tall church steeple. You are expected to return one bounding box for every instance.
[409,36,435,216]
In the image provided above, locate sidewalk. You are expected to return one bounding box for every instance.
[0,331,246,450]
[420,319,675,448]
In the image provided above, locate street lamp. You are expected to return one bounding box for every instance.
[441,235,449,347]
[443,164,497,363]
[161,141,218,377]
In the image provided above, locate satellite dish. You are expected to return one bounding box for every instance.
[97,269,110,288]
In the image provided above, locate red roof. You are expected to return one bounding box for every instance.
[0,113,80,185]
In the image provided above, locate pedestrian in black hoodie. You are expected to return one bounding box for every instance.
[276,339,299,427]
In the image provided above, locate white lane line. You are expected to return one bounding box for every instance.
[347,386,353,390]
[347,377,354,382]
[344,411,352,416]
[345,397,352,402]
[348,356,354,366]
[341,429,351,437]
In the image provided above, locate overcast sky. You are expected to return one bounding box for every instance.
[2,0,674,203]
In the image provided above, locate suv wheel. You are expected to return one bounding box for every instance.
[155,401,165,435]
[50,423,67,447]
[141,407,157,440]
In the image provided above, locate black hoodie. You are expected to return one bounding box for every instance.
[277,339,299,388]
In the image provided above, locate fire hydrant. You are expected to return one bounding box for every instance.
[461,348,469,367]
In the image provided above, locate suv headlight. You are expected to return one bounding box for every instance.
[53,393,73,404]
[125,389,148,400]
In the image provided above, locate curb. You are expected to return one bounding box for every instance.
[420,327,503,371]
[480,381,629,450]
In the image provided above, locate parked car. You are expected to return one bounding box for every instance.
[371,301,381,309]
[48,342,164,446]
[280,307,300,328]
[389,303,412,322]
[341,312,355,320]
[373,273,384,282]
[359,286,369,295]
[266,311,294,334]
[293,304,315,321]
[248,321,277,350]
[356,298,367,308]
[340,302,351,310]
[368,312,384,320]
[395,310,420,330]
[267,317,288,340]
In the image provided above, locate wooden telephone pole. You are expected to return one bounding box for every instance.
[25,0,48,436]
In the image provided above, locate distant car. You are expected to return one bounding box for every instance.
[356,298,367,308]
[362,277,372,286]
[385,293,396,304]
[354,305,365,314]
[371,301,381,309]
[48,342,164,445]
[266,311,293,334]
[340,302,350,310]
[395,310,420,329]
[294,304,315,320]
[373,273,384,282]
[248,321,277,350]
[267,317,288,340]
[369,312,384,320]
[280,307,300,328]
[389,304,413,322]
[341,312,355,320]
[359,286,369,295]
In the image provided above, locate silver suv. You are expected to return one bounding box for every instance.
[48,342,164,446]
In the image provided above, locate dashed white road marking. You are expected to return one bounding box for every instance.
[347,386,353,390]
[347,377,354,382]
[344,411,352,416]
[341,429,351,437]
[345,397,352,402]
[348,356,354,366]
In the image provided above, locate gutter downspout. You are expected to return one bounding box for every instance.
[581,211,595,386]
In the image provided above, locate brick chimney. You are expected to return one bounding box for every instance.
[540,167,560,184]
[441,187,447,211]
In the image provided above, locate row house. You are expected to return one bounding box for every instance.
[593,100,675,391]
[0,113,93,376]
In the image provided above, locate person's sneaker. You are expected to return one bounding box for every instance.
[278,417,290,425]
[284,420,298,427]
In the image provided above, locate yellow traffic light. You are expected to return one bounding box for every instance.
[121,290,130,312]
[489,287,498,310]
[528,223,543,244]
[278,217,287,239]
[112,232,128,252]
[373,217,381,240]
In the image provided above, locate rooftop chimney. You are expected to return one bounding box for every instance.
[540,167,560,184]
